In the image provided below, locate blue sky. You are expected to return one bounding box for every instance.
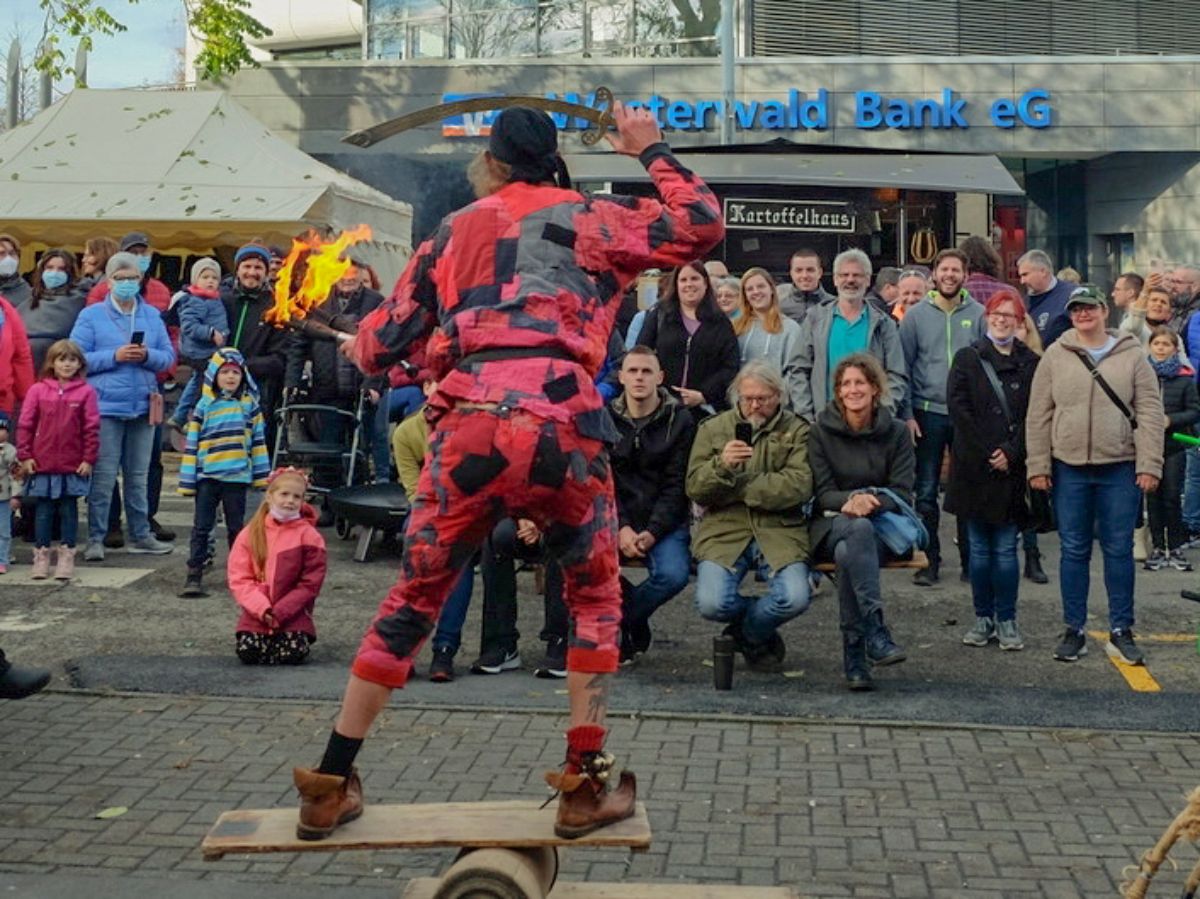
[5,0,182,89]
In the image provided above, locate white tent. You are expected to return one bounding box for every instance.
[0,88,412,281]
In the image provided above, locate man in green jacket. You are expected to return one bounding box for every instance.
[687,359,814,673]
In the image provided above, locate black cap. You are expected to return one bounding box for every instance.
[119,231,150,252]
[489,107,560,185]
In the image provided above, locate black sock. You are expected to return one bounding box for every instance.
[317,729,363,777]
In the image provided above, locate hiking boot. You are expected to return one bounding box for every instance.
[1106,629,1145,665]
[470,646,520,675]
[545,765,637,839]
[84,542,105,562]
[742,634,784,674]
[429,646,455,683]
[1024,548,1049,584]
[1168,550,1193,572]
[293,767,364,841]
[864,609,906,666]
[842,633,874,691]
[179,570,208,598]
[1143,549,1168,571]
[127,536,174,555]
[534,637,567,679]
[30,546,51,580]
[996,618,1024,651]
[53,546,76,581]
[103,528,125,549]
[912,564,939,587]
[962,616,996,647]
[1053,628,1087,662]
[0,662,51,699]
[149,517,175,542]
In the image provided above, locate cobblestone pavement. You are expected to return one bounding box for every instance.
[2,691,1199,898]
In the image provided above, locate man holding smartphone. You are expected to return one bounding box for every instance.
[686,359,814,673]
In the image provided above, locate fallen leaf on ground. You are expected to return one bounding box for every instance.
[95,806,128,819]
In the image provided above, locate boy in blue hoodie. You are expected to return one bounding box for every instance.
[168,258,229,434]
[178,348,269,597]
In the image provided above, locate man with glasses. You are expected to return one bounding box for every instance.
[898,248,985,586]
[794,248,907,423]
[1168,264,1200,333]
[687,359,813,673]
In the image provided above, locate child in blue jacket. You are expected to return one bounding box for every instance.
[169,258,229,433]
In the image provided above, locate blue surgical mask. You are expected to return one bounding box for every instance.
[112,280,140,301]
[136,255,152,274]
[42,270,68,290]
[0,257,17,277]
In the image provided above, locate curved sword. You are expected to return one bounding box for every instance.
[343,86,615,149]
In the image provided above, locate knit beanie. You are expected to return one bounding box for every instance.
[489,107,561,185]
[191,257,221,285]
[234,244,272,269]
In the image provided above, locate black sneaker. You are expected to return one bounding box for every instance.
[1053,628,1087,662]
[429,646,455,683]
[1106,629,1145,665]
[470,646,520,675]
[628,617,653,655]
[150,517,176,542]
[534,637,567,679]
[619,628,637,667]
[742,637,784,674]
[912,565,939,587]
[178,571,208,598]
[103,528,125,549]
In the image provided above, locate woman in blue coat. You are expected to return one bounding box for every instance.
[69,252,175,561]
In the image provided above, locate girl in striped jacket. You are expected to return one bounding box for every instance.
[178,348,269,597]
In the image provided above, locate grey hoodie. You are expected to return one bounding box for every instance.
[736,315,805,412]
[898,290,985,418]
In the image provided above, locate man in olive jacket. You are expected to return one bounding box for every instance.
[686,359,813,673]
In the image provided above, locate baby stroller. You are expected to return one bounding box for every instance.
[272,388,371,539]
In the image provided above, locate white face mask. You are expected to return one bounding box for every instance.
[0,257,17,277]
[268,505,301,522]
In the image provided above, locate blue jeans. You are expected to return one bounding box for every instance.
[965,519,1020,621]
[35,497,79,549]
[624,526,691,624]
[1052,459,1140,632]
[171,369,204,426]
[432,567,474,654]
[1182,447,1200,535]
[89,417,156,545]
[0,502,10,564]
[913,408,953,566]
[695,540,811,645]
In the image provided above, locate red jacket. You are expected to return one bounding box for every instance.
[17,377,100,472]
[353,145,724,439]
[0,295,35,415]
[227,504,326,638]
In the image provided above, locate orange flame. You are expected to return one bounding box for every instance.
[265,225,373,327]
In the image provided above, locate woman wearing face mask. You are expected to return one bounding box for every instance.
[17,250,87,373]
[734,267,804,410]
[945,289,1041,652]
[635,261,739,419]
[68,252,175,562]
[0,234,32,309]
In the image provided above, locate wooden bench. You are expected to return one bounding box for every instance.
[812,549,929,574]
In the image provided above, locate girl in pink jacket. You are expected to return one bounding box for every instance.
[17,339,100,580]
[227,467,326,664]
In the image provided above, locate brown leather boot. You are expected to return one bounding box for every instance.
[293,766,363,840]
[545,767,637,839]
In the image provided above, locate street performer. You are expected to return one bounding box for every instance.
[292,102,724,840]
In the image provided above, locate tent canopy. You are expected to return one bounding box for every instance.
[0,88,412,260]
[564,151,1024,195]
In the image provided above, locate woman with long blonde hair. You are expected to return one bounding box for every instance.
[733,266,804,411]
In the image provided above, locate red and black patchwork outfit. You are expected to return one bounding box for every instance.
[349,143,724,687]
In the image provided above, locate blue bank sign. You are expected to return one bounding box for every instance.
[441,88,1052,136]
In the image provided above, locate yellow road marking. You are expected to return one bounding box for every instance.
[1106,656,1162,692]
[1087,630,1195,644]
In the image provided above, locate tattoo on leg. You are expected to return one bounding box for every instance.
[584,674,610,724]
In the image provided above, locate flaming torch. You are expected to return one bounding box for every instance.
[264,225,374,342]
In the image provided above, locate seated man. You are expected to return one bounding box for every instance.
[609,346,696,661]
[686,359,813,673]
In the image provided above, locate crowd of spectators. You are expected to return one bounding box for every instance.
[1,225,1196,688]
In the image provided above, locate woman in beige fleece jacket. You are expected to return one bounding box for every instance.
[1025,287,1164,667]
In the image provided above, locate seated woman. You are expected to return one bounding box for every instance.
[808,352,914,691]
[636,261,740,420]
[734,267,804,411]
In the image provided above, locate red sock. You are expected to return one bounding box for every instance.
[564,724,606,774]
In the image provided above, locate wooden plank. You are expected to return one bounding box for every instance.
[202,801,651,860]
[403,880,799,898]
[814,550,928,574]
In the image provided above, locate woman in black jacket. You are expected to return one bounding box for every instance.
[635,262,739,420]
[945,289,1040,652]
[809,352,915,691]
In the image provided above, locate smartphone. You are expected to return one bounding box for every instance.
[735,422,753,445]
[131,331,145,345]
